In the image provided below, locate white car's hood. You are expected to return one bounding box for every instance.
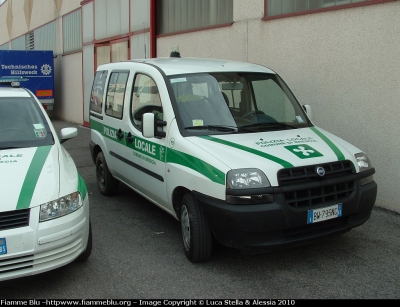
[187,126,361,186]
[0,145,60,212]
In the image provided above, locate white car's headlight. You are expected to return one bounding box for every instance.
[39,192,82,222]
[226,169,273,204]
[355,152,374,185]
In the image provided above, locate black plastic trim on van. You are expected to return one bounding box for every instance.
[90,112,103,120]
[109,150,164,182]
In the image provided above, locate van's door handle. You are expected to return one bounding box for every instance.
[116,129,124,140]
[126,132,134,144]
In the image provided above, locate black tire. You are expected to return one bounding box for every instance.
[180,193,213,263]
[76,221,92,262]
[95,151,119,196]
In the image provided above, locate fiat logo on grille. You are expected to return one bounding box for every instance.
[315,166,325,177]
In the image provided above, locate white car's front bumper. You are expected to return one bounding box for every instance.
[0,197,90,281]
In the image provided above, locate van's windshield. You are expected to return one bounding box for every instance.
[168,72,312,135]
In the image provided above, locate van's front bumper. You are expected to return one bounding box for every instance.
[194,180,377,252]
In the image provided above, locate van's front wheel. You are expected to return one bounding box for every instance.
[96,152,119,196]
[180,193,212,262]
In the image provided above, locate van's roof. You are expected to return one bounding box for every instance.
[97,57,276,76]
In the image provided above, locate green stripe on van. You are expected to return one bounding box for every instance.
[310,127,345,161]
[199,135,294,168]
[166,148,225,185]
[90,120,225,184]
[16,146,52,210]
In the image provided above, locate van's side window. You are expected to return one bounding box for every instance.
[131,74,163,132]
[90,70,108,114]
[105,71,129,119]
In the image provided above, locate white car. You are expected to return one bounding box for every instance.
[0,77,91,281]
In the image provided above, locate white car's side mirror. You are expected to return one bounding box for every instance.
[60,127,78,143]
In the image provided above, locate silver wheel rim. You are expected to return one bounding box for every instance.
[181,205,190,251]
[98,163,105,186]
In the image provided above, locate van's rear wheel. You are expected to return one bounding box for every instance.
[180,193,212,262]
[96,152,119,196]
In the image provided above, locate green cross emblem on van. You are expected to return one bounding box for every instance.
[284,144,323,159]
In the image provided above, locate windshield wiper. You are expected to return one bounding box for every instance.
[241,122,297,130]
[185,125,237,132]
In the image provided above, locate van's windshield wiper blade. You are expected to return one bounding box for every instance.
[184,125,237,132]
[241,122,297,129]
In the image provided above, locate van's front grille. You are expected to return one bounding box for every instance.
[277,161,356,208]
[0,209,30,230]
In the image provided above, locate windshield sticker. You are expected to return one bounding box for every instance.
[296,116,304,123]
[34,123,44,129]
[35,130,45,138]
[170,77,187,83]
[192,119,203,126]
[285,144,323,159]
[256,136,317,148]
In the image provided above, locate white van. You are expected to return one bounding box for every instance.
[89,56,377,262]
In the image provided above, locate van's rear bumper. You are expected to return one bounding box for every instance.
[193,181,377,252]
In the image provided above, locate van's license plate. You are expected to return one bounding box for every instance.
[0,238,7,255]
[307,204,342,224]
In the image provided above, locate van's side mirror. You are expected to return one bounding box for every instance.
[142,113,166,138]
[302,104,312,120]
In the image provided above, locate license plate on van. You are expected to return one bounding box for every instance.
[0,238,7,255]
[307,204,342,224]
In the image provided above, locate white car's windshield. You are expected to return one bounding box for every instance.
[169,72,311,135]
[0,97,54,148]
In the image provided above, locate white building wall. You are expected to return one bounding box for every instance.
[0,3,8,42]
[59,0,82,16]
[9,0,28,39]
[30,0,57,30]
[57,52,83,123]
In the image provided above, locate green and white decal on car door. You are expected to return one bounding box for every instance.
[166,148,225,185]
[91,121,225,185]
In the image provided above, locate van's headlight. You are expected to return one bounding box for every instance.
[355,152,374,185]
[226,169,273,204]
[39,192,82,222]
